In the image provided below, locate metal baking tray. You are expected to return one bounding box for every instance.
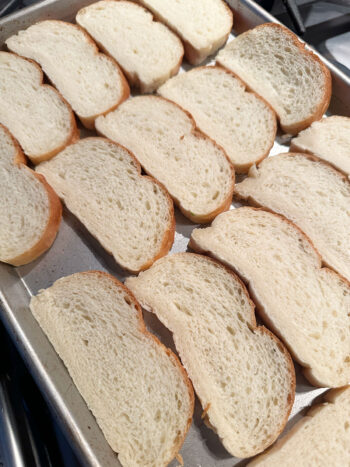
[0,1,349,466]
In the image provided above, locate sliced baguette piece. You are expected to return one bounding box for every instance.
[158,66,276,173]
[136,0,233,65]
[36,138,174,272]
[30,271,194,467]
[76,1,184,93]
[0,124,61,266]
[235,153,350,282]
[291,116,350,176]
[96,96,235,223]
[190,207,350,388]
[217,23,331,134]
[0,52,77,164]
[126,253,295,458]
[249,386,350,466]
[6,20,130,129]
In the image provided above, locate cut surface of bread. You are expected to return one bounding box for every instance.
[6,20,129,128]
[158,66,276,173]
[76,1,184,93]
[291,116,350,175]
[217,23,331,134]
[136,0,233,64]
[249,386,350,466]
[190,208,350,387]
[126,253,295,458]
[96,96,234,223]
[36,137,174,272]
[30,271,194,467]
[0,52,77,163]
[236,153,350,282]
[0,124,61,266]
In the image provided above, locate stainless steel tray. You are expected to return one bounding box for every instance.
[0,1,349,466]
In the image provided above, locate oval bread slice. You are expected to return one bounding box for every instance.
[235,153,350,282]
[136,0,233,65]
[249,386,350,466]
[217,23,331,134]
[126,253,295,458]
[76,1,184,93]
[29,271,194,467]
[36,137,175,272]
[0,52,77,164]
[96,96,235,223]
[291,116,350,176]
[190,207,350,388]
[158,66,277,173]
[0,124,62,266]
[6,20,130,129]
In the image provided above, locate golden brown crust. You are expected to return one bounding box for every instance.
[0,124,62,266]
[77,0,184,93]
[79,270,194,465]
[53,136,175,273]
[217,22,332,135]
[0,52,78,163]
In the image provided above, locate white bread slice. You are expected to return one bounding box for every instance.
[249,386,350,466]
[235,153,350,282]
[291,116,350,176]
[190,207,350,388]
[0,52,77,164]
[158,66,276,173]
[136,0,233,65]
[0,124,61,266]
[76,1,184,93]
[30,271,194,467]
[36,137,174,273]
[6,20,130,129]
[126,253,295,458]
[96,96,235,223]
[217,23,331,135]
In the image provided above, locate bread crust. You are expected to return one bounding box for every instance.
[0,52,78,163]
[78,270,194,465]
[138,0,233,65]
[189,206,350,386]
[1,124,62,266]
[48,136,175,273]
[77,0,185,93]
[130,252,295,457]
[166,64,277,173]
[103,95,235,223]
[217,23,332,135]
[8,20,130,129]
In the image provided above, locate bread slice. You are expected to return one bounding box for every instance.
[30,271,194,467]
[235,153,350,282]
[136,0,233,65]
[0,124,61,266]
[126,253,295,458]
[0,52,77,164]
[190,207,350,388]
[217,23,331,134]
[36,137,174,272]
[291,116,350,176]
[96,96,235,223]
[158,66,276,173]
[249,386,350,466]
[6,20,130,129]
[76,1,184,93]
